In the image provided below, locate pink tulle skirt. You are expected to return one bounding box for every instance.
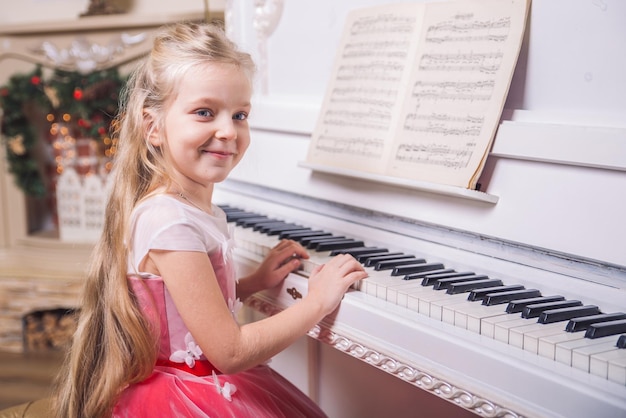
[112,364,326,418]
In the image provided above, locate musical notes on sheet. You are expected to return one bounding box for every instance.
[411,80,495,102]
[307,0,530,188]
[403,113,484,136]
[350,13,416,35]
[315,135,385,158]
[395,142,472,169]
[418,52,503,74]
[425,16,511,43]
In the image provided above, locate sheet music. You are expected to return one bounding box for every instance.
[388,0,528,187]
[306,0,530,189]
[307,2,423,173]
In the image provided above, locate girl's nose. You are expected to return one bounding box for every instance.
[215,115,237,140]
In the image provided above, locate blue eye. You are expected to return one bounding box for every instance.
[233,112,248,121]
[196,109,213,118]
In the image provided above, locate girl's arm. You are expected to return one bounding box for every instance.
[149,249,366,374]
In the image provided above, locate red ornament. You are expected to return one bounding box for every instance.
[73,88,83,100]
[30,76,41,85]
[77,119,89,128]
[98,127,106,135]
[0,88,8,97]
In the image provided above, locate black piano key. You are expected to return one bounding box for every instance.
[585,319,626,339]
[483,289,542,306]
[364,254,412,268]
[566,312,626,332]
[316,240,365,252]
[261,224,303,234]
[374,257,425,271]
[617,335,626,348]
[521,300,582,318]
[305,237,348,249]
[228,212,267,222]
[404,268,455,281]
[281,230,330,240]
[447,278,504,295]
[245,219,281,229]
[218,205,240,212]
[468,285,525,302]
[392,262,446,276]
[421,271,475,286]
[358,252,402,263]
[301,235,344,246]
[538,305,600,324]
[506,295,566,314]
[254,221,291,232]
[235,216,269,226]
[330,247,388,257]
[273,229,312,237]
[264,225,309,235]
[432,274,489,290]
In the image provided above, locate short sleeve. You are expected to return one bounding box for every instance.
[128,195,221,274]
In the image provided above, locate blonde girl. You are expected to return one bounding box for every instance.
[53,22,366,418]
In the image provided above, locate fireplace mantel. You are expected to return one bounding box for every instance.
[0,11,219,352]
[0,13,211,36]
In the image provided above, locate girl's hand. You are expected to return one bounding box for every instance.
[306,254,368,316]
[249,239,310,290]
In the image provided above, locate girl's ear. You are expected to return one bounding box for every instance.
[144,109,161,147]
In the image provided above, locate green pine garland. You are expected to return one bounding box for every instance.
[0,65,126,197]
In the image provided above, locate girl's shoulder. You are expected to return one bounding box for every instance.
[135,194,226,223]
[131,194,228,245]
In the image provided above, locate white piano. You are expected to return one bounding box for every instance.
[216,1,626,417]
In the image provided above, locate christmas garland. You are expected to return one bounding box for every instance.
[0,66,126,197]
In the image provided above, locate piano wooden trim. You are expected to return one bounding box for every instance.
[246,294,522,417]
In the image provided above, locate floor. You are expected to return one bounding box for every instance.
[0,350,65,409]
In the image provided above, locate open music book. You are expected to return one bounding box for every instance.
[305,0,530,190]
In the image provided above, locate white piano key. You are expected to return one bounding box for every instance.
[429,293,469,321]
[412,288,456,316]
[494,318,533,343]
[388,282,426,307]
[360,268,390,296]
[508,322,564,350]
[441,298,478,325]
[555,335,617,366]
[537,332,587,360]
[481,314,525,339]
[608,353,626,385]
[523,323,572,354]
[403,283,454,313]
[590,349,626,381]
[363,270,410,299]
[571,341,621,372]
[459,303,511,333]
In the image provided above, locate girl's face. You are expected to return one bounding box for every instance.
[153,62,252,191]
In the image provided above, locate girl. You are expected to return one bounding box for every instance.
[53,22,367,417]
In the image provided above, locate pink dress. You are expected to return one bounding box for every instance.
[112,195,326,417]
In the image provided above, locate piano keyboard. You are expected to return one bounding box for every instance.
[221,204,626,387]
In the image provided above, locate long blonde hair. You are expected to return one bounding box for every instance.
[53,22,255,418]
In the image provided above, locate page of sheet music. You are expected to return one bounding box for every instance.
[307,2,424,173]
[306,0,529,189]
[388,0,529,188]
